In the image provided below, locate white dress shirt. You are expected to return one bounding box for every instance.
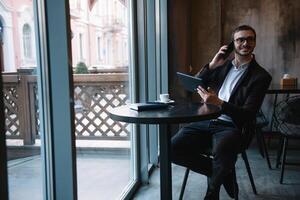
[218,60,250,122]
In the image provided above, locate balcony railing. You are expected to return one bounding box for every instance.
[3,69,130,145]
[99,15,125,32]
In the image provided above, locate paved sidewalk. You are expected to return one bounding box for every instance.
[8,152,131,200]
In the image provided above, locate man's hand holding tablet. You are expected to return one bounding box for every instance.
[197,85,223,106]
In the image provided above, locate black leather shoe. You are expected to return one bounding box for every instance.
[204,191,220,200]
[205,177,220,200]
[223,171,238,198]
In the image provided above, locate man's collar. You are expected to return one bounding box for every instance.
[232,55,254,70]
[231,60,250,70]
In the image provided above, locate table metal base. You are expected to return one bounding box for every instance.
[159,124,172,200]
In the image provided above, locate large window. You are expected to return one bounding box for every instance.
[1,1,43,200]
[70,0,135,199]
[0,0,168,199]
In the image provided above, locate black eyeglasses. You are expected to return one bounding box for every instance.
[234,36,256,44]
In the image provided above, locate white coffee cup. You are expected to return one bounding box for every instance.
[160,93,170,102]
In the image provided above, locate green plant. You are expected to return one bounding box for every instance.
[75,62,89,74]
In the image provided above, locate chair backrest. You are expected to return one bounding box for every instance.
[239,110,269,152]
[275,95,300,136]
[275,95,300,125]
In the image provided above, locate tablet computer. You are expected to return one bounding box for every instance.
[177,72,207,92]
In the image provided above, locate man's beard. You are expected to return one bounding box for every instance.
[235,48,253,56]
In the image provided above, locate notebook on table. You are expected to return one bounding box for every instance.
[129,102,169,111]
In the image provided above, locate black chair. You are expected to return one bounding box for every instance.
[273,95,300,184]
[178,121,257,200]
[255,110,272,169]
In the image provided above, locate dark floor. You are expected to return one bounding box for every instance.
[133,147,300,200]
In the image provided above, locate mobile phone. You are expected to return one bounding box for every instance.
[222,41,234,59]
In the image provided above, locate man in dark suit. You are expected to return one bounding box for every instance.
[171,25,272,200]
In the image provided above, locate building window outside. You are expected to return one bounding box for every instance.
[79,33,84,60]
[97,36,101,61]
[107,38,111,64]
[115,39,119,63]
[0,20,4,72]
[0,20,3,43]
[23,24,32,59]
[123,41,127,65]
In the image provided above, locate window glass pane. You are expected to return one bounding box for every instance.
[1,1,43,199]
[69,0,134,199]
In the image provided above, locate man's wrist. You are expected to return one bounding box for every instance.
[217,99,224,107]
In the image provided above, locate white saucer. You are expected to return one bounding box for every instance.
[155,99,175,104]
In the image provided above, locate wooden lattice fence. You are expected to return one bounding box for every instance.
[73,74,130,140]
[2,71,130,145]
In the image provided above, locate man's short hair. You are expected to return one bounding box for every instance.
[231,25,256,40]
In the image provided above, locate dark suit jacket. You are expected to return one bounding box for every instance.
[196,58,272,129]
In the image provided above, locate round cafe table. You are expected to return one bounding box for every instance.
[109,103,221,200]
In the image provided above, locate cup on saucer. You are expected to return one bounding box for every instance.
[159,93,170,103]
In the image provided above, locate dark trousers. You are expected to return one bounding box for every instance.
[171,119,242,189]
